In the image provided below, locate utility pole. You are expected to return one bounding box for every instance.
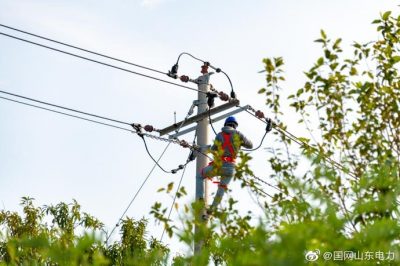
[194,69,211,254]
[159,64,246,256]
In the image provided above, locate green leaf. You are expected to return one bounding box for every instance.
[350,67,358,76]
[382,11,391,21]
[333,38,342,50]
[275,57,284,67]
[392,56,400,63]
[297,137,310,143]
[321,29,327,39]
[167,182,174,193]
[296,88,304,96]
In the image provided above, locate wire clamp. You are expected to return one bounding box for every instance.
[167,64,179,79]
[206,92,218,108]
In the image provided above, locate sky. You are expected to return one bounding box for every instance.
[0,0,398,255]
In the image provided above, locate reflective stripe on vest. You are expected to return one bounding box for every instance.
[221,132,236,159]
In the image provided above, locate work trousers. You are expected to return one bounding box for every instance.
[196,161,235,209]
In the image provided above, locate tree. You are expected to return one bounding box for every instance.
[161,9,400,265]
[0,197,168,265]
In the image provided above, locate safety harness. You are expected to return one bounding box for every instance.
[201,132,236,190]
[221,132,236,162]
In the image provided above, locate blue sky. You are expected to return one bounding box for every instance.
[0,0,397,254]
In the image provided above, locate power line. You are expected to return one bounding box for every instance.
[106,109,198,243]
[240,105,358,180]
[160,132,197,241]
[0,23,167,76]
[208,108,218,136]
[137,102,207,174]
[172,52,236,97]
[105,141,173,245]
[242,131,268,152]
[0,32,203,94]
[0,91,201,154]
[176,52,204,64]
[251,175,282,193]
[0,96,134,133]
[241,177,273,199]
[0,89,131,126]
[160,150,190,241]
[141,136,174,174]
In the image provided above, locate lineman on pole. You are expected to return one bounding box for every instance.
[197,116,272,219]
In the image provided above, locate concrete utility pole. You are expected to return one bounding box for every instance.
[193,71,211,254]
[159,65,246,255]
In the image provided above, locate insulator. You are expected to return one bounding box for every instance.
[218,92,229,101]
[144,125,154,132]
[180,140,189,148]
[201,64,208,74]
[180,75,190,82]
[255,110,265,119]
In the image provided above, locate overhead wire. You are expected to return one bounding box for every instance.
[240,105,358,180]
[0,32,204,94]
[208,108,218,136]
[251,175,283,193]
[140,137,173,174]
[0,89,131,126]
[106,108,198,243]
[160,132,197,241]
[176,52,204,65]
[0,90,201,154]
[174,52,236,97]
[240,177,273,199]
[105,141,173,245]
[242,131,268,152]
[136,102,200,174]
[0,96,134,133]
[0,23,166,75]
[250,174,296,201]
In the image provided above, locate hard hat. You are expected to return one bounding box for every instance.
[224,116,238,127]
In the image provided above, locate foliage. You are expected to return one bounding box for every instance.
[0,198,168,265]
[162,9,400,265]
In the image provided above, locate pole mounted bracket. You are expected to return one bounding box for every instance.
[159,98,240,136]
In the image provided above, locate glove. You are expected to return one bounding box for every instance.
[265,118,273,132]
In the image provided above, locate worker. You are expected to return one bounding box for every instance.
[197,116,272,219]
